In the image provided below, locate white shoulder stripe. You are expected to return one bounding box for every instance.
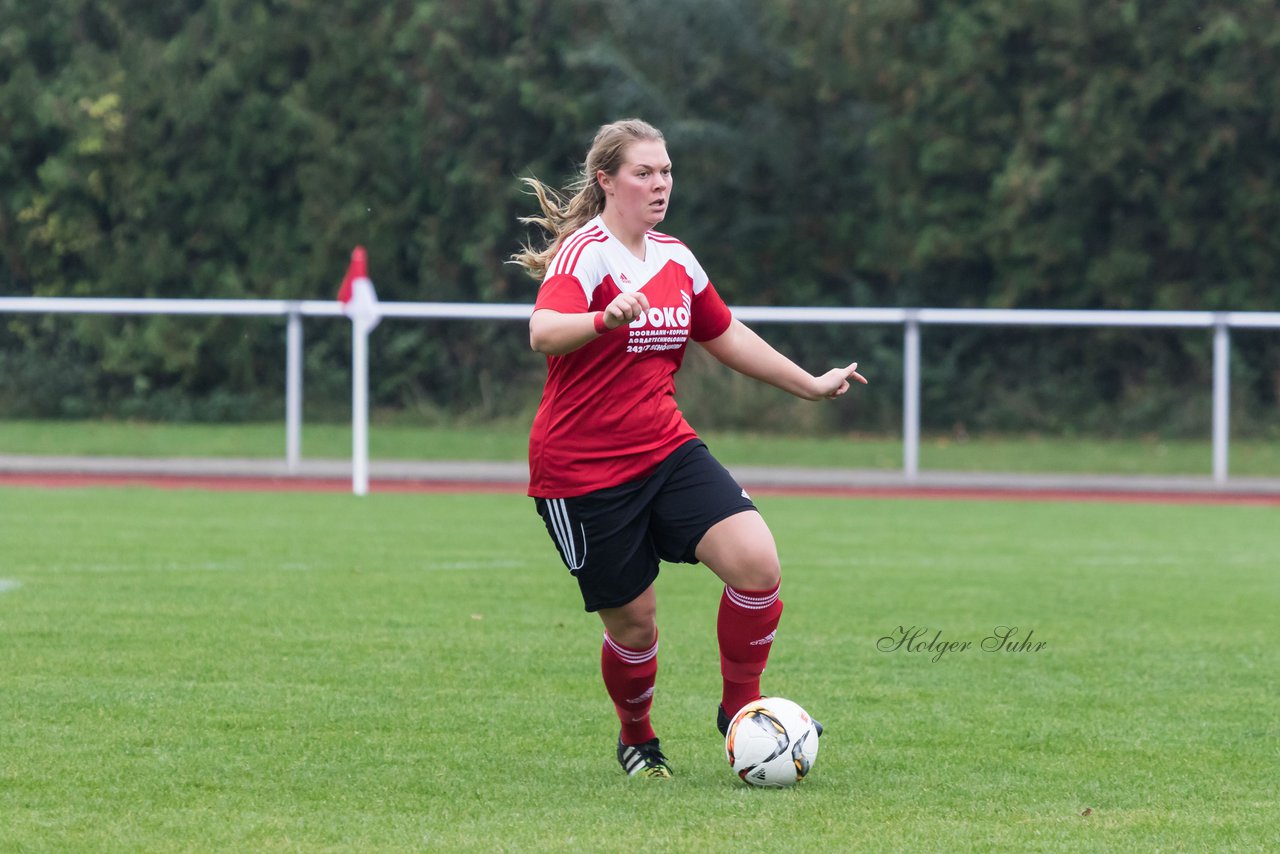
[551,226,607,278]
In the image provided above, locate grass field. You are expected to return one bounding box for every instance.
[4,418,1280,477]
[1,484,1276,852]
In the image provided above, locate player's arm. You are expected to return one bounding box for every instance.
[698,318,867,400]
[529,292,651,355]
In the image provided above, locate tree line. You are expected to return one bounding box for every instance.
[2,0,1277,436]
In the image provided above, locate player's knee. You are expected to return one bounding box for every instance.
[610,619,657,650]
[602,597,658,649]
[727,549,781,592]
[751,551,782,591]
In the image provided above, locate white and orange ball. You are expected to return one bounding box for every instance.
[724,697,820,787]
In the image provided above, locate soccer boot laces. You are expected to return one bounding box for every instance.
[617,735,673,779]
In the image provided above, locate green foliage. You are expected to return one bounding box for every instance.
[1,0,1277,433]
[797,0,1280,433]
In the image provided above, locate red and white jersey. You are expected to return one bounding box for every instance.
[528,216,733,498]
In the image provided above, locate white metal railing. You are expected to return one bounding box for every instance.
[3,296,1278,491]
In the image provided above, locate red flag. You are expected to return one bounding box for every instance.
[338,246,381,331]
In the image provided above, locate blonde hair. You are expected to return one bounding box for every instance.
[511,118,665,279]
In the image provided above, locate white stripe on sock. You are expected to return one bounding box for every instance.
[725,584,780,610]
[603,632,658,664]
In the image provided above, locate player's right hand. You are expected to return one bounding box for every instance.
[603,292,650,329]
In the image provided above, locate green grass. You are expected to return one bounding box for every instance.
[1,485,1276,852]
[3,418,1280,476]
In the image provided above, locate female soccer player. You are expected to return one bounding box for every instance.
[512,118,866,778]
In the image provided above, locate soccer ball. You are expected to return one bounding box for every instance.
[724,697,820,787]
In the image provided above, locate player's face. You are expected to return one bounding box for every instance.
[600,140,672,231]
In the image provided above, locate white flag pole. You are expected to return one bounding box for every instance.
[352,315,370,496]
[338,246,379,497]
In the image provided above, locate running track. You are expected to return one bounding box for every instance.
[3,469,1278,507]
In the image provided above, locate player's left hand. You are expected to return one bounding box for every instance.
[813,362,867,399]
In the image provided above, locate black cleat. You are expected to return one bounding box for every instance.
[718,701,824,738]
[617,736,673,778]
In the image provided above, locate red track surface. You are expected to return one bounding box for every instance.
[3,470,1277,506]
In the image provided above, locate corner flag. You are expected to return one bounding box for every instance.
[338,245,380,496]
[338,246,381,332]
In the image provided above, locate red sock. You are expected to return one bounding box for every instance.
[601,632,659,746]
[717,584,783,718]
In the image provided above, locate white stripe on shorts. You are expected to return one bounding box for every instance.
[548,498,586,571]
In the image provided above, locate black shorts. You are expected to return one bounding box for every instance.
[534,440,757,612]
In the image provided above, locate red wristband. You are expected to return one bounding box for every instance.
[593,311,609,334]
